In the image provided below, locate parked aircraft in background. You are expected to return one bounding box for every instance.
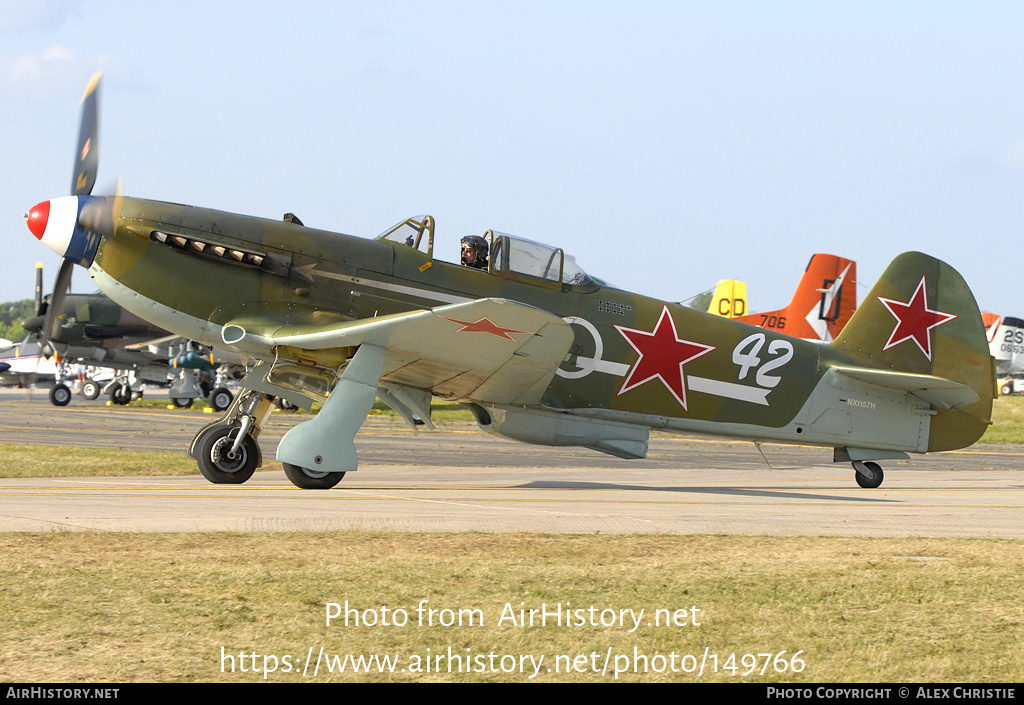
[707,279,748,319]
[25,72,995,490]
[709,254,857,342]
[983,312,1024,394]
[22,262,239,408]
[0,268,58,391]
[0,338,58,388]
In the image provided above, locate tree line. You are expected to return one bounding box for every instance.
[0,300,35,344]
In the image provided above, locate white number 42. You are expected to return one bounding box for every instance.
[732,333,794,389]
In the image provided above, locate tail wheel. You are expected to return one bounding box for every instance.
[853,461,884,489]
[196,425,258,484]
[49,383,72,406]
[283,462,345,490]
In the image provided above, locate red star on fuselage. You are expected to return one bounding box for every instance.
[876,275,957,361]
[614,305,715,410]
[439,315,528,342]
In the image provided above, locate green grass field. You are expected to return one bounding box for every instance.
[981,394,1024,443]
[1,533,1022,682]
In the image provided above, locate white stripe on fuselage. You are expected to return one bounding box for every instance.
[312,270,472,305]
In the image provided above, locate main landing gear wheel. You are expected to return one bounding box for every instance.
[49,383,71,406]
[172,397,193,408]
[283,462,345,490]
[853,461,884,489]
[80,379,100,400]
[196,425,259,484]
[208,387,233,412]
[109,383,132,405]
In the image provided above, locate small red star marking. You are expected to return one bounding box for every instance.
[440,316,528,342]
[876,275,957,361]
[615,305,715,410]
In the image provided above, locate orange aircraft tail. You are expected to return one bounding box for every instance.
[736,253,857,341]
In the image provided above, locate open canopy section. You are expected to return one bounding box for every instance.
[377,215,435,258]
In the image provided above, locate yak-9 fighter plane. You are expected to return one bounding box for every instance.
[25,73,995,490]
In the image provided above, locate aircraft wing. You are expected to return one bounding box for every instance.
[270,298,574,405]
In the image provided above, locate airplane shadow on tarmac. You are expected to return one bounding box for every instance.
[515,480,899,503]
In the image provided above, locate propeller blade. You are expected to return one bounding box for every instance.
[34,262,44,316]
[43,259,74,343]
[71,70,102,197]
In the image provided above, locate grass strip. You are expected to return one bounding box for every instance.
[0,532,1021,682]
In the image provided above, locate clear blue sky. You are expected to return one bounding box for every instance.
[3,0,1022,317]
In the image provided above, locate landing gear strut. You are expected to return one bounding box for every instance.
[189,389,274,485]
[853,461,884,489]
[109,381,132,405]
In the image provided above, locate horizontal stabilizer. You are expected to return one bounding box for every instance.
[830,366,979,410]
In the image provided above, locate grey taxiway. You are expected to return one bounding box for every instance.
[0,393,1021,537]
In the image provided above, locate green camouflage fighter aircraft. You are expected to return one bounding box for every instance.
[25,72,995,489]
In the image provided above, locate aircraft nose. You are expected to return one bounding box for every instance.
[24,196,83,261]
[26,201,50,240]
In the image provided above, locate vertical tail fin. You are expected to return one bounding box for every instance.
[831,252,995,450]
[982,312,1002,344]
[707,279,748,318]
[735,253,856,341]
[982,312,1024,375]
[793,253,856,341]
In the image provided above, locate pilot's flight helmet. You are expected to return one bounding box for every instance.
[460,235,489,268]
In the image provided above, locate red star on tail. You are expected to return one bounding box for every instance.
[615,306,715,410]
[876,276,957,361]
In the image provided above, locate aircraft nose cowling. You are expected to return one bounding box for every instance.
[26,201,50,239]
[25,196,102,266]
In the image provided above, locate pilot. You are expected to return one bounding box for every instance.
[460,235,488,269]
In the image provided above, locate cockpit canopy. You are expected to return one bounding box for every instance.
[378,215,434,253]
[377,216,593,287]
[489,232,590,285]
